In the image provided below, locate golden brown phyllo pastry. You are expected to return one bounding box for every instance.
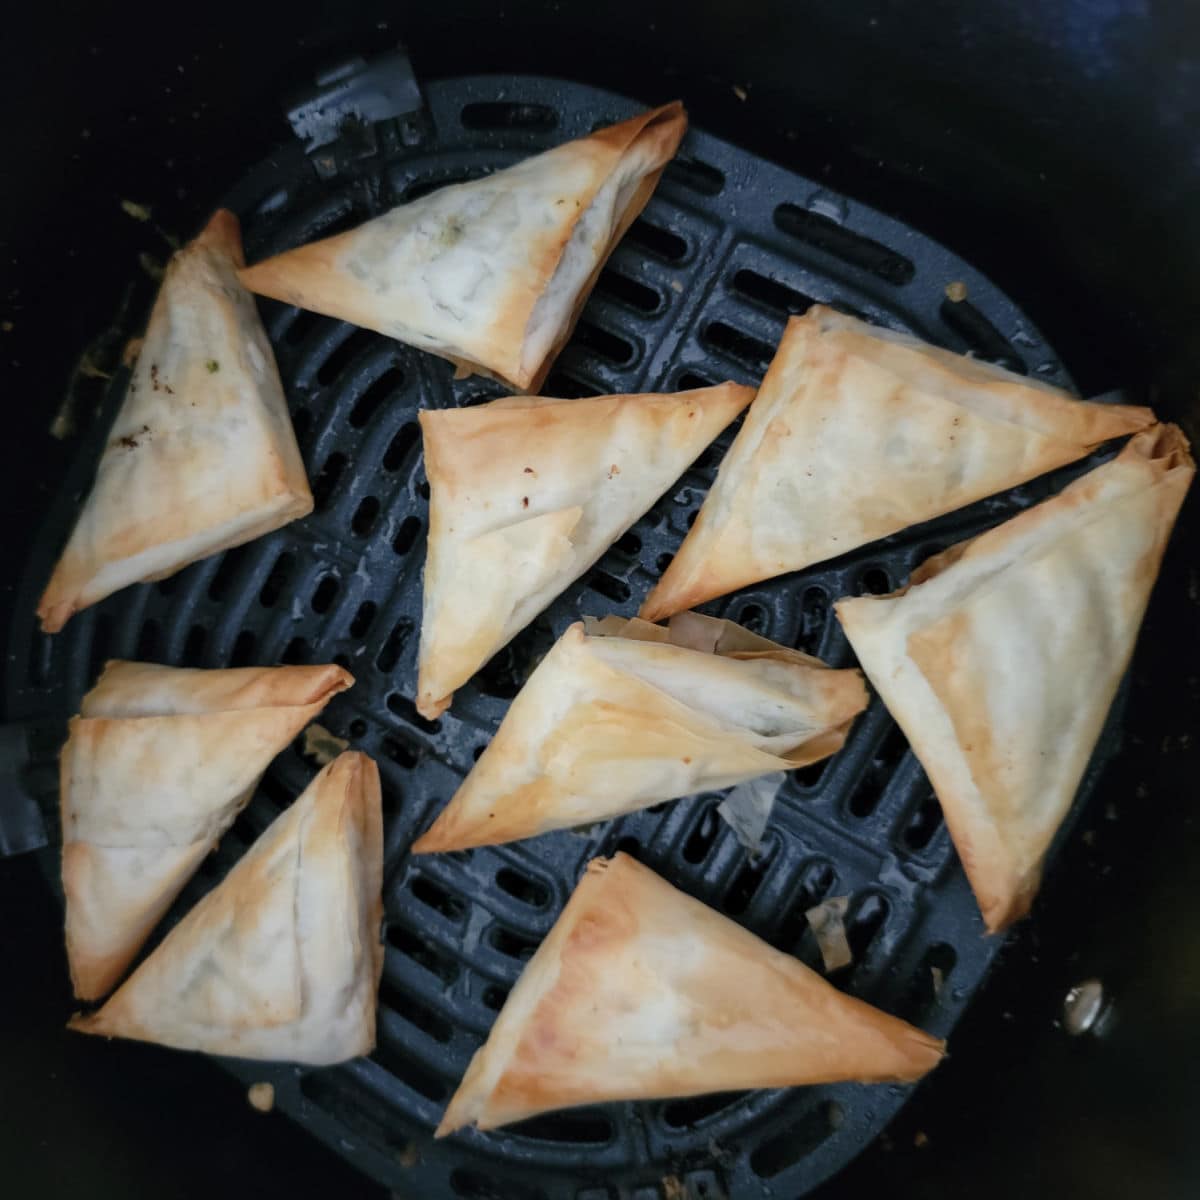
[412,613,867,853]
[641,305,1155,621]
[61,660,353,1000]
[38,210,313,634]
[837,424,1193,932]
[436,852,944,1135]
[69,752,384,1065]
[415,383,755,719]
[239,104,687,392]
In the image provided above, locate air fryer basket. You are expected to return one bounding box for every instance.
[4,63,1146,1200]
[4,5,1200,1200]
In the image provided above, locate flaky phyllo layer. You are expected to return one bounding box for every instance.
[415,383,754,718]
[39,210,312,633]
[437,853,944,1134]
[413,612,867,853]
[60,661,353,1000]
[240,104,687,391]
[643,305,1155,620]
[838,424,1193,931]
[70,752,383,1065]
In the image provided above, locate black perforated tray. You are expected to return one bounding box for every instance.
[7,71,1124,1200]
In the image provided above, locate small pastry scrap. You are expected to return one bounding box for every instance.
[238,104,687,392]
[38,210,313,633]
[61,661,353,1000]
[837,424,1193,932]
[436,852,944,1135]
[69,752,384,1065]
[412,612,867,853]
[416,383,755,719]
[640,305,1156,621]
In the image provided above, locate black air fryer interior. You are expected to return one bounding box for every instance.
[6,69,1129,1200]
[2,5,1199,1200]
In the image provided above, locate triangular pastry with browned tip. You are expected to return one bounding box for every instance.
[38,210,312,633]
[69,752,383,1065]
[837,424,1193,932]
[416,384,754,718]
[437,852,943,1135]
[640,305,1155,620]
[413,612,867,852]
[239,104,687,393]
[61,661,353,1000]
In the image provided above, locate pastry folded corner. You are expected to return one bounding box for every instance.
[837,422,1193,932]
[436,852,943,1136]
[640,305,1156,622]
[412,612,866,854]
[69,751,384,1065]
[61,661,354,1000]
[414,382,754,720]
[239,104,687,393]
[38,208,312,634]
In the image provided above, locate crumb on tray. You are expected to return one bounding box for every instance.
[247,1082,275,1113]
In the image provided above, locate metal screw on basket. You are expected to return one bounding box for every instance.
[1062,978,1116,1037]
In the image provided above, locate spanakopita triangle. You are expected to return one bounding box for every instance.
[837,424,1193,932]
[415,384,754,719]
[239,104,687,392]
[641,305,1155,620]
[38,210,312,633]
[62,661,353,1000]
[437,853,944,1134]
[70,752,384,1065]
[413,613,867,852]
